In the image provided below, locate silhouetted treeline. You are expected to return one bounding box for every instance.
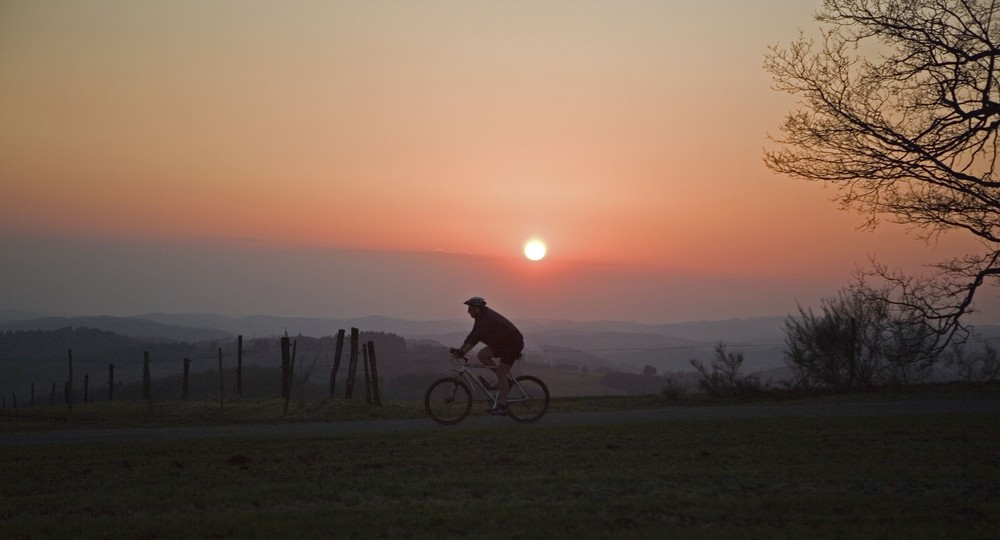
[1,326,199,360]
[0,327,201,384]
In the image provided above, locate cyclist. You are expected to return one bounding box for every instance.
[450,296,524,416]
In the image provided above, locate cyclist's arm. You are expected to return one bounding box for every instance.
[458,318,487,356]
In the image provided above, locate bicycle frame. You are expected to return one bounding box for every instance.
[445,360,522,406]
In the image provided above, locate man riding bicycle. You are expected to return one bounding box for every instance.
[450,296,524,416]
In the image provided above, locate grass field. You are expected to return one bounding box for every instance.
[2,388,999,538]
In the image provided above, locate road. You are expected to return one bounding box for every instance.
[3,398,999,447]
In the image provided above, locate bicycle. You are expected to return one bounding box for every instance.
[424,352,550,425]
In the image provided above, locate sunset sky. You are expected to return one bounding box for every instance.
[2,0,995,324]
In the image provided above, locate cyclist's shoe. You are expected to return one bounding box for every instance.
[487,403,508,416]
[479,376,497,390]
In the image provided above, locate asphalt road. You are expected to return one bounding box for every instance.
[3,397,999,447]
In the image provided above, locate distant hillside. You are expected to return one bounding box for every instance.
[519,317,787,344]
[0,312,794,376]
[0,326,204,385]
[648,317,788,344]
[0,310,57,324]
[5,311,787,342]
[0,316,231,343]
[136,313,468,339]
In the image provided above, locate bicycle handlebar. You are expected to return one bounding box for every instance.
[448,350,503,372]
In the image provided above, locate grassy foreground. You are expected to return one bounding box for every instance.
[3,381,998,432]
[2,404,998,538]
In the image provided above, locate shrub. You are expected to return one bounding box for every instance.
[944,342,1000,382]
[659,377,687,401]
[783,282,938,390]
[690,343,765,398]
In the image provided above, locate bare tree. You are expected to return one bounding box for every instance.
[764,0,1000,354]
[784,285,886,389]
[784,275,938,389]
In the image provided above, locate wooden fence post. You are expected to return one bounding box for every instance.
[330,329,345,397]
[345,328,359,399]
[283,340,297,415]
[182,358,191,400]
[142,352,150,399]
[83,374,89,403]
[367,341,381,406]
[280,335,291,400]
[218,347,224,412]
[236,335,244,398]
[67,348,73,412]
[142,351,152,413]
[108,363,115,401]
[362,345,372,404]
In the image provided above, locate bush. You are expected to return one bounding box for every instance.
[659,378,687,401]
[944,342,1000,382]
[783,283,937,390]
[689,343,765,398]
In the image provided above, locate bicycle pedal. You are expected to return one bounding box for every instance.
[487,404,508,416]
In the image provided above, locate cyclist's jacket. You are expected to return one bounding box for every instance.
[463,306,524,359]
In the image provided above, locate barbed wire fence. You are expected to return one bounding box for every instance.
[0,327,387,412]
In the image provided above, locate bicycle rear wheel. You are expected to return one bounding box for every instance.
[506,375,549,423]
[424,377,473,425]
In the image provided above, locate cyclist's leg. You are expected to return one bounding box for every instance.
[477,347,497,369]
[477,347,502,398]
[496,362,510,403]
[496,354,518,405]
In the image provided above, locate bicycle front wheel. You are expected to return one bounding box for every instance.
[424,377,473,425]
[506,375,550,423]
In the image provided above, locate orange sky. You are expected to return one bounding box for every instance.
[1,1,995,323]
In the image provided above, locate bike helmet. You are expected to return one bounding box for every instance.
[463,296,487,307]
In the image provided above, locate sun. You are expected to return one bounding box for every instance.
[523,238,547,261]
